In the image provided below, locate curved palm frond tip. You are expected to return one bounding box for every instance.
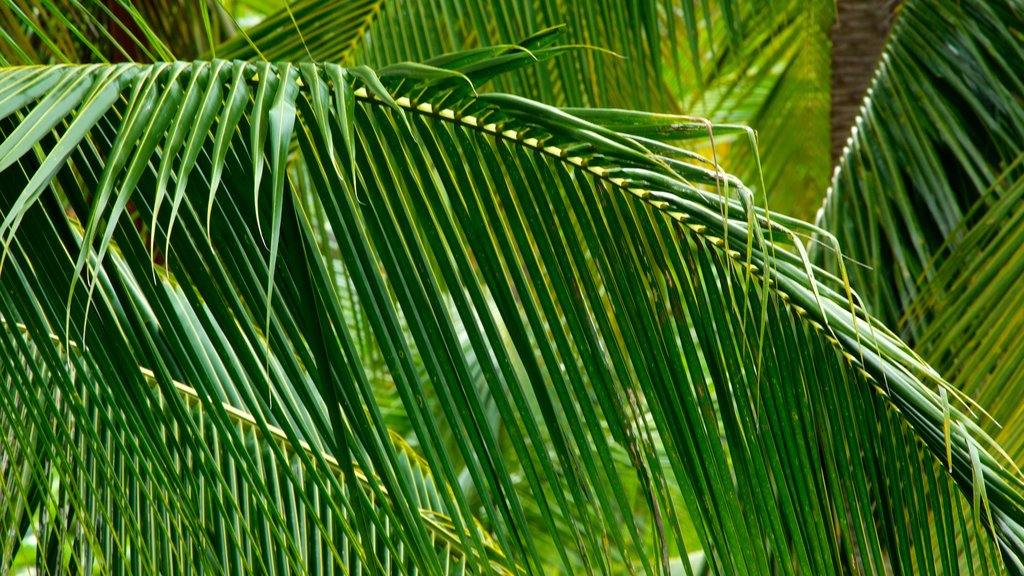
[1,30,1023,576]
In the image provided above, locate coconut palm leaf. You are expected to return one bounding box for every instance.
[812,0,1024,466]
[663,0,833,221]
[904,158,1024,468]
[1,319,488,574]
[213,0,386,63]
[2,44,1024,575]
[2,0,836,225]
[2,0,763,109]
[0,0,244,65]
[813,0,1024,334]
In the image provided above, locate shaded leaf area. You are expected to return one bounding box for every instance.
[0,0,238,65]
[1,55,1023,574]
[810,0,1024,467]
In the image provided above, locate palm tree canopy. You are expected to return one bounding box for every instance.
[3,1,1024,575]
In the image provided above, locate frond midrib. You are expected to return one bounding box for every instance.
[1,317,510,570]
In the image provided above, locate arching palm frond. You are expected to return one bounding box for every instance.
[814,0,1024,333]
[1,45,1023,575]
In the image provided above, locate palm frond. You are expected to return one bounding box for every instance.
[1,320,495,574]
[0,0,241,65]
[811,0,1024,470]
[213,0,385,63]
[659,0,833,221]
[2,49,1023,574]
[903,158,1024,467]
[3,0,771,112]
[812,0,1024,336]
[344,0,776,109]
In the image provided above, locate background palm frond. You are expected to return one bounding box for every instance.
[812,0,1024,468]
[667,0,833,221]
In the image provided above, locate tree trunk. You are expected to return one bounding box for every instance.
[830,0,897,163]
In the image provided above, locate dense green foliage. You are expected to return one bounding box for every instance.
[2,1,1024,574]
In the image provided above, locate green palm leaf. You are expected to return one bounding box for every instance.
[813,0,1024,333]
[812,0,1024,468]
[2,46,1023,575]
[665,0,833,221]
